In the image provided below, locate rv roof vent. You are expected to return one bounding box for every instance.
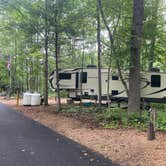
[86,65,97,68]
[150,68,160,72]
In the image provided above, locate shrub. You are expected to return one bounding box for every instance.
[151,103,166,111]
[156,111,166,130]
[96,108,149,130]
[127,112,148,130]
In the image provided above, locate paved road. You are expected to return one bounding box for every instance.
[0,103,118,166]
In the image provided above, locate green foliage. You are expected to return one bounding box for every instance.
[52,104,166,131]
[156,111,166,131]
[151,103,166,111]
[96,108,126,129]
[127,112,148,130]
[96,108,166,131]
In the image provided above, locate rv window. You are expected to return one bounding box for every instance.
[151,75,161,87]
[59,73,71,80]
[112,90,119,96]
[80,72,87,83]
[112,76,119,80]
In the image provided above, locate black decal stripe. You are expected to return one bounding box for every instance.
[141,81,150,89]
[112,90,125,96]
[49,78,56,89]
[146,88,166,96]
[103,90,126,97]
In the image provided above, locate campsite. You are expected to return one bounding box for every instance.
[0,0,166,166]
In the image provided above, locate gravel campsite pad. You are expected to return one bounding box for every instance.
[0,97,166,166]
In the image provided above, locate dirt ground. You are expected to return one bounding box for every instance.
[0,97,166,166]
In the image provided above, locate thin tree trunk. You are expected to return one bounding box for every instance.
[128,0,144,112]
[30,60,33,92]
[80,39,85,104]
[97,0,102,108]
[116,60,129,96]
[55,32,61,111]
[71,38,75,66]
[107,66,111,108]
[26,59,29,91]
[98,0,129,99]
[44,0,49,106]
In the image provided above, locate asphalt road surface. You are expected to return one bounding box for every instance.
[0,103,118,166]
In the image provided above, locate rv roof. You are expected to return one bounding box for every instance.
[59,68,166,74]
[61,68,81,73]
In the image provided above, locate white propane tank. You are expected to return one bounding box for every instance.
[31,93,41,106]
[23,92,32,106]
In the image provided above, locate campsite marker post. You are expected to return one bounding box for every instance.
[147,107,156,140]
[16,88,20,106]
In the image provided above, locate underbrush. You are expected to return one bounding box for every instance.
[97,108,166,131]
[156,111,166,131]
[150,103,166,131]
[60,103,166,131]
[96,108,149,130]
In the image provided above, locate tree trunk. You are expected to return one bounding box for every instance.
[106,66,111,108]
[80,38,85,104]
[44,0,49,106]
[97,0,102,108]
[128,0,144,112]
[55,32,61,111]
[116,60,129,96]
[26,59,29,91]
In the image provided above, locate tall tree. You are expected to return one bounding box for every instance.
[43,0,49,106]
[54,32,61,111]
[128,0,144,112]
[97,0,102,108]
[52,0,62,111]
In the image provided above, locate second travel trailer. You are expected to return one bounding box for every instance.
[49,67,166,104]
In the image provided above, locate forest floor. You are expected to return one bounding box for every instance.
[0,96,166,166]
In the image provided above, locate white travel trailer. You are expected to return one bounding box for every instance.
[49,66,166,103]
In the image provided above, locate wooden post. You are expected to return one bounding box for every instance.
[16,89,19,106]
[147,108,155,140]
[147,122,155,140]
